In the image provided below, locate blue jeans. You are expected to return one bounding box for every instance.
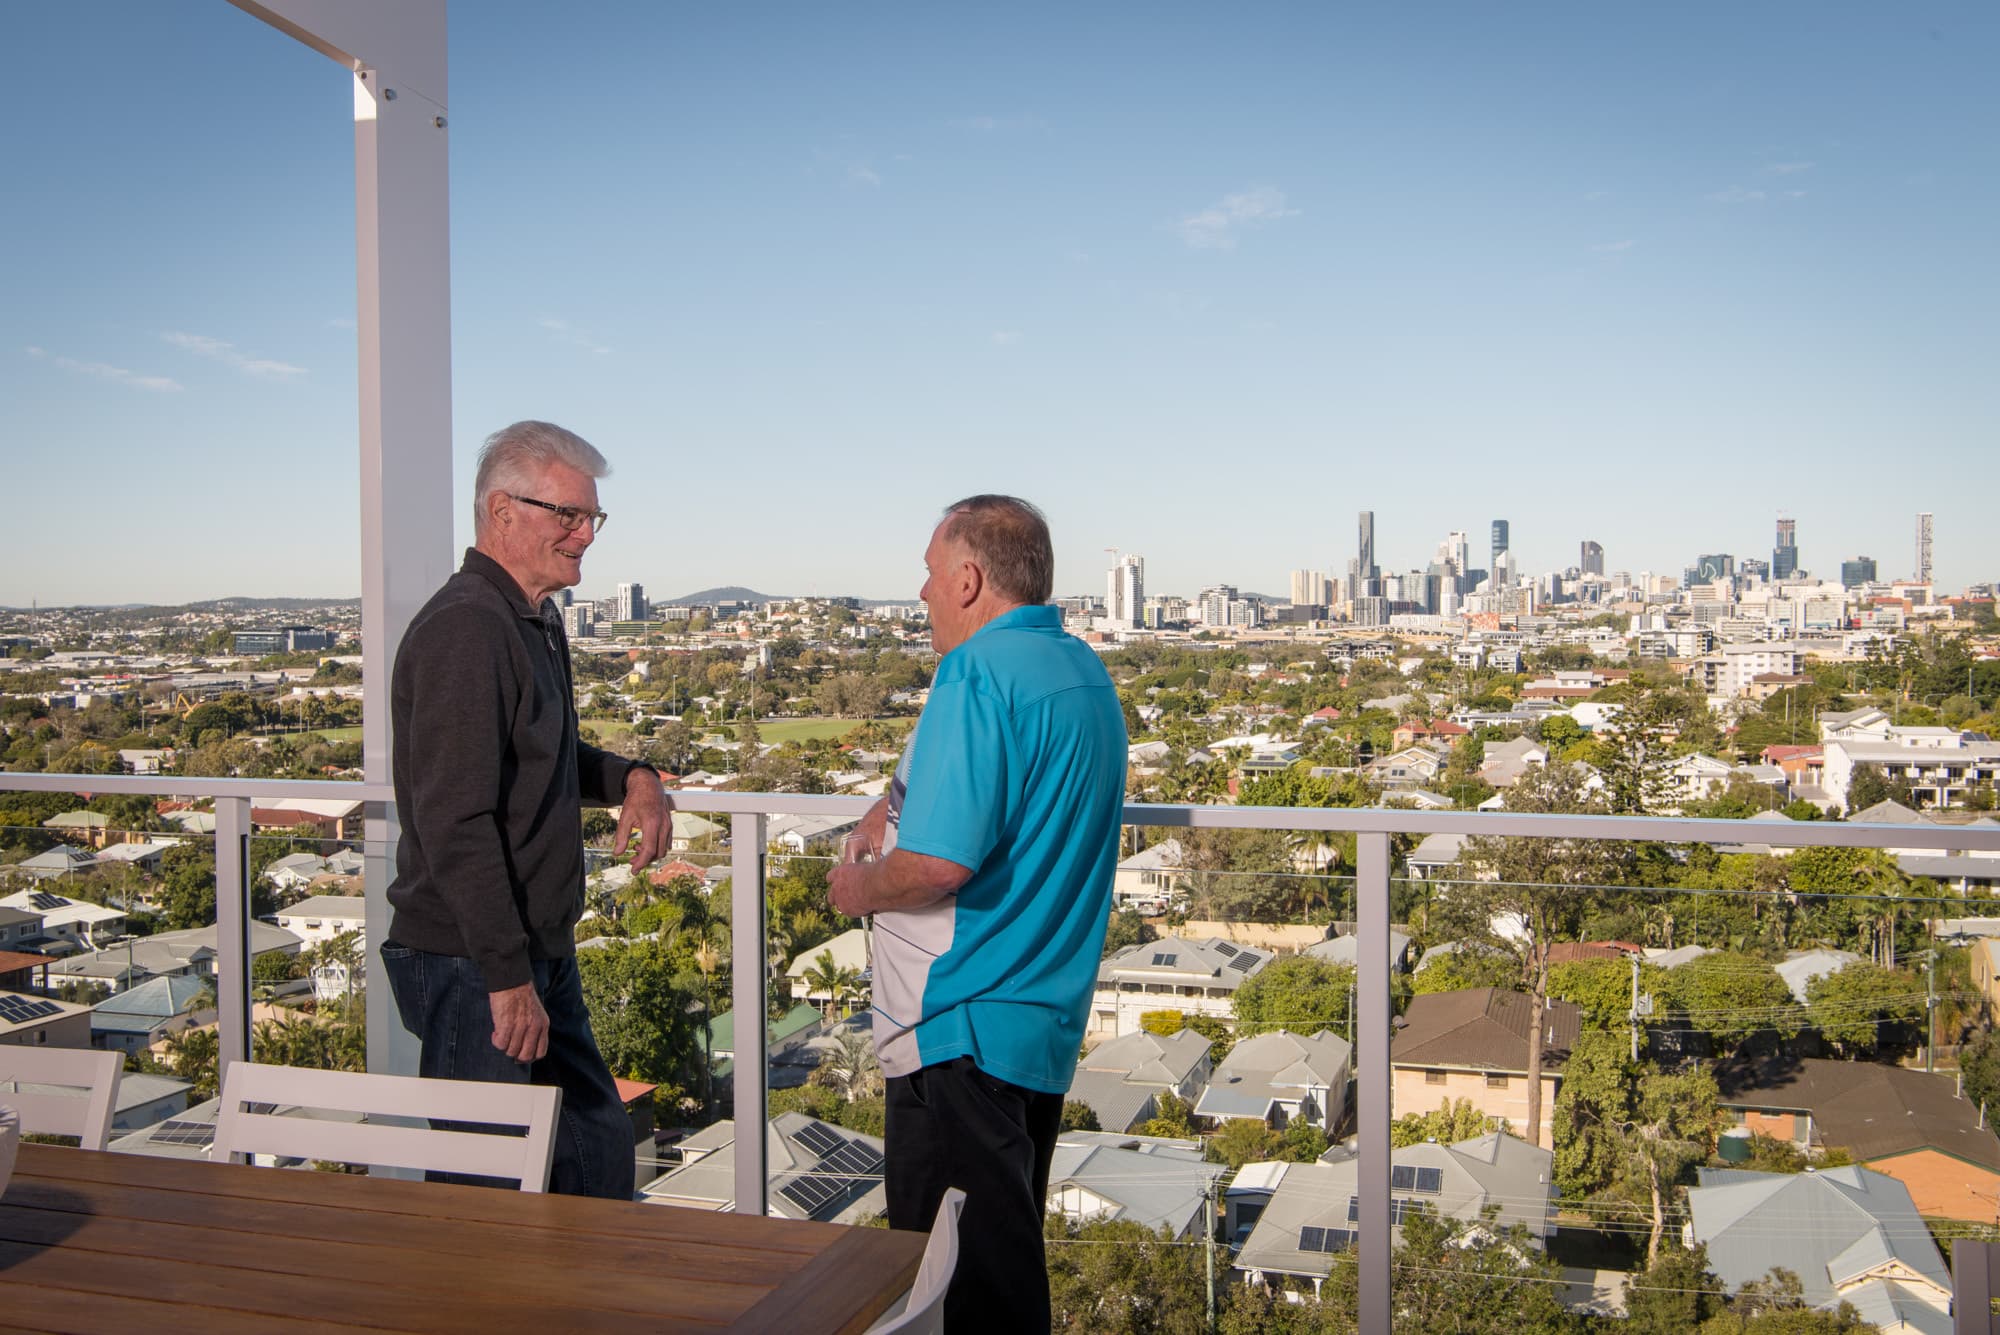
[380,943,636,1200]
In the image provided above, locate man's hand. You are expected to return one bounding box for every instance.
[614,767,672,871]
[828,860,872,918]
[489,982,550,1063]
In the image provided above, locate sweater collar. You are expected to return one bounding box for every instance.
[461,548,551,620]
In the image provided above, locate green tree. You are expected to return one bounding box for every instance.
[1104,909,1155,956]
[1390,1098,1496,1148]
[1804,962,1925,1058]
[1045,1217,1211,1334]
[158,842,217,930]
[1961,1025,2000,1114]
[1231,956,1354,1038]
[163,1024,221,1100]
[1318,1210,1580,1335]
[576,939,697,1091]
[1625,1244,1725,1334]
[1442,763,1635,1145]
[1133,1091,1196,1140]
[1060,1100,1101,1132]
[1653,952,1799,1056]
[1209,1117,1283,1168]
[808,1029,883,1102]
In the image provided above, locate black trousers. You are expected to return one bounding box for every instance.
[885,1056,1064,1334]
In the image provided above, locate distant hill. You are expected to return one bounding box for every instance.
[659,586,783,606]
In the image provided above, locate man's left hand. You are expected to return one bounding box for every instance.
[614,768,671,870]
[828,860,870,918]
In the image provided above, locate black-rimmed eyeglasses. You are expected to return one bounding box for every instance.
[510,494,609,532]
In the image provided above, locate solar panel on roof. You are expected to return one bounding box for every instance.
[151,1119,218,1148]
[0,995,61,1024]
[794,1121,844,1156]
[1298,1225,1327,1252]
[1226,954,1257,972]
[1151,952,1177,966]
[29,892,68,910]
[1391,1164,1417,1191]
[1347,1195,1359,1222]
[1213,942,1239,958]
[1414,1167,1444,1194]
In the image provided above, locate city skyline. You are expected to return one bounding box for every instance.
[4,2,1995,606]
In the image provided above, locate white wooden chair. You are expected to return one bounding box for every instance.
[867,1187,966,1335]
[0,1046,123,1151]
[212,1062,562,1191]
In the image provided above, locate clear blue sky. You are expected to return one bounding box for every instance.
[4,2,1994,607]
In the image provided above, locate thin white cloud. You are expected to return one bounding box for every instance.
[847,164,882,188]
[1591,239,1637,253]
[1175,187,1299,251]
[949,115,1047,133]
[1766,161,1815,175]
[539,318,611,357]
[990,330,1022,346]
[26,345,181,392]
[161,330,307,379]
[1707,186,1767,204]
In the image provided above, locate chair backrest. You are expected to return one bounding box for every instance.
[212,1062,561,1191]
[868,1187,966,1335]
[0,1046,123,1151]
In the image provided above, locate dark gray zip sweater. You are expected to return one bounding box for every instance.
[386,548,647,990]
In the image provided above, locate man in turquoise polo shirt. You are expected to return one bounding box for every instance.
[828,495,1127,1332]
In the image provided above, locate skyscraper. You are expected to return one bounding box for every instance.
[615,582,646,621]
[1490,519,1509,570]
[1773,517,1799,580]
[1357,511,1377,584]
[1841,556,1878,589]
[1105,554,1144,628]
[1290,569,1330,607]
[1580,540,1605,577]
[1916,512,1934,584]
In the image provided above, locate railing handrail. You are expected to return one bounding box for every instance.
[0,773,393,803]
[665,788,2000,854]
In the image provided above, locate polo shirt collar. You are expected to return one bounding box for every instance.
[968,604,1061,642]
[461,547,550,620]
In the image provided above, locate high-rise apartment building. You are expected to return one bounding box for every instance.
[1916,512,1934,584]
[1490,519,1509,570]
[615,582,647,622]
[1105,554,1144,628]
[1357,512,1378,588]
[562,603,596,638]
[1773,517,1799,580]
[1841,556,1878,589]
[1580,540,1605,577]
[1289,569,1330,608]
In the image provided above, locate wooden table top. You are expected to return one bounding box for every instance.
[0,1142,926,1334]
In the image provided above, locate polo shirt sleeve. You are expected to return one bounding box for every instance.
[892,674,1010,873]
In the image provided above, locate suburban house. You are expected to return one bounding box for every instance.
[0,888,126,949]
[1715,1055,2000,1222]
[90,975,212,1053]
[1404,833,1469,883]
[784,928,869,1009]
[1091,936,1274,1039]
[41,811,117,849]
[1774,948,1865,1004]
[1111,838,1188,915]
[250,796,365,844]
[639,1112,886,1226]
[1066,1029,1212,1133]
[1823,730,2000,811]
[1044,1134,1224,1239]
[271,895,366,950]
[0,990,93,1047]
[0,906,43,951]
[109,1072,195,1132]
[1685,1166,1953,1335]
[765,813,859,854]
[706,1003,826,1103]
[1194,1030,1352,1132]
[1390,988,1583,1150]
[1231,1131,1557,1292]
[1304,929,1413,973]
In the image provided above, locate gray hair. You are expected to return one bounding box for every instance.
[939,495,1054,605]
[473,420,611,535]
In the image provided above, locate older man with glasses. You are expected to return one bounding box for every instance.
[381,419,669,1198]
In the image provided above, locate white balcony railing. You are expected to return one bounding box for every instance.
[6,769,1997,1330]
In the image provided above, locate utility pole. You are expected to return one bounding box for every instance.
[1924,949,1938,1074]
[1203,1175,1218,1334]
[1629,953,1641,1062]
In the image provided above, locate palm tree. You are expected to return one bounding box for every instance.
[801,950,863,1018]
[810,1030,882,1102]
[163,1025,221,1100]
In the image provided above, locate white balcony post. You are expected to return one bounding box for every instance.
[1356,830,1393,1333]
[730,813,770,1215]
[214,796,254,1075]
[225,0,456,1078]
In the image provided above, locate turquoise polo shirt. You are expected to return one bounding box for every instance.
[871,604,1128,1094]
